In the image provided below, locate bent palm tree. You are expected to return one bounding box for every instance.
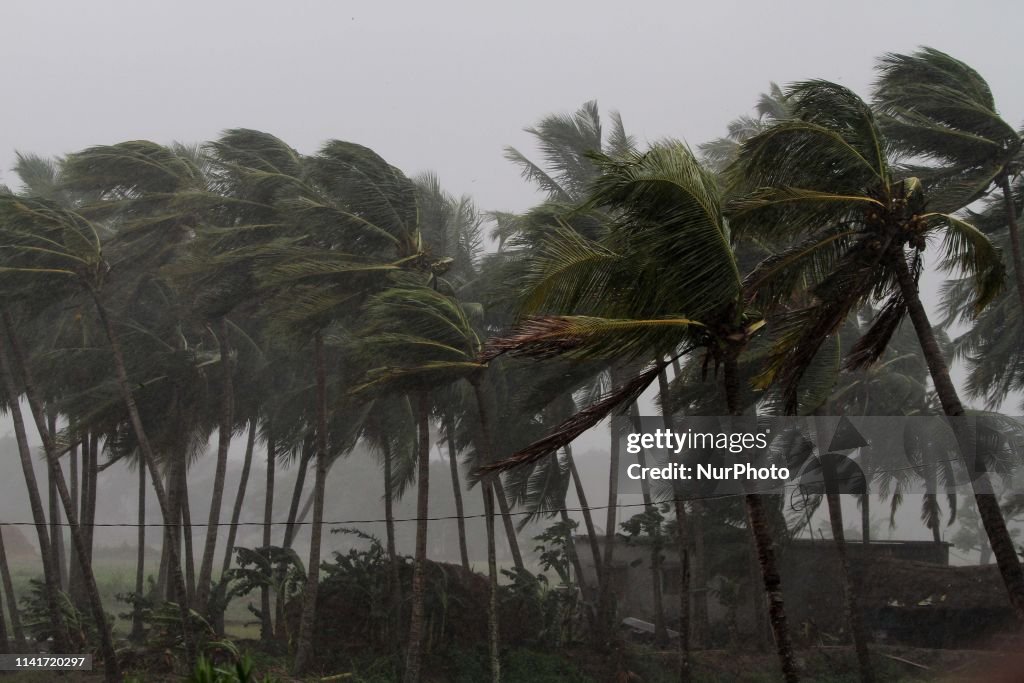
[483,142,799,682]
[729,79,1024,624]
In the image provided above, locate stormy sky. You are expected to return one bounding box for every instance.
[3,0,1022,214]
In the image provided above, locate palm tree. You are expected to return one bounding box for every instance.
[483,142,800,682]
[354,285,503,683]
[500,101,637,638]
[728,79,1024,624]
[197,130,430,673]
[0,195,126,680]
[873,48,1024,310]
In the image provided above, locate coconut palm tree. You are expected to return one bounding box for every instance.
[728,79,1024,624]
[0,193,135,680]
[873,48,1024,310]
[353,284,502,683]
[483,142,799,682]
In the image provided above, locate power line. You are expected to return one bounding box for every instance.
[0,456,980,528]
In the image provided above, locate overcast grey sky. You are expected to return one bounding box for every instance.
[3,0,1022,215]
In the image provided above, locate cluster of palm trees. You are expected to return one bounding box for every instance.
[0,46,1021,683]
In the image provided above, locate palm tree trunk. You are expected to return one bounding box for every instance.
[383,440,404,631]
[861,495,870,546]
[46,412,69,592]
[48,461,67,592]
[470,378,501,683]
[492,478,524,572]
[261,428,275,643]
[723,353,799,683]
[0,578,7,654]
[597,416,621,646]
[628,405,668,646]
[816,415,874,683]
[197,318,235,611]
[68,443,80,605]
[159,466,176,602]
[383,441,398,563]
[445,417,471,572]
[69,441,87,606]
[132,461,146,643]
[891,252,1024,623]
[276,437,309,641]
[282,440,312,550]
[665,362,708,646]
[825,489,873,683]
[483,481,502,683]
[84,432,99,581]
[655,367,694,672]
[565,445,601,576]
[403,391,432,683]
[469,382,523,572]
[293,331,330,674]
[89,289,195,668]
[1,314,121,681]
[673,498,691,683]
[0,324,69,652]
[0,527,26,651]
[219,420,257,592]
[1000,175,1024,312]
[179,460,197,606]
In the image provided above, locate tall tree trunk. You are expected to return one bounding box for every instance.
[445,417,471,572]
[197,318,235,611]
[83,432,99,583]
[597,415,621,646]
[0,324,69,652]
[470,382,523,572]
[655,367,694,674]
[470,378,501,683]
[723,354,799,683]
[664,362,708,646]
[48,459,67,592]
[483,481,502,683]
[275,437,309,641]
[2,313,120,680]
[132,461,146,643]
[282,440,312,550]
[492,478,524,572]
[68,443,80,605]
[46,412,68,591]
[565,445,601,576]
[817,417,874,683]
[69,440,87,606]
[0,575,7,654]
[220,420,257,579]
[383,440,404,632]
[861,495,870,546]
[261,428,275,643]
[1000,175,1024,312]
[0,527,26,651]
[157,467,174,602]
[293,331,330,674]
[628,405,668,646]
[892,252,1024,623]
[674,499,691,683]
[383,442,398,564]
[402,391,432,683]
[89,290,195,668]
[179,459,197,606]
[217,419,257,625]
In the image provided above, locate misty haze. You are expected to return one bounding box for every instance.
[1,2,1024,682]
